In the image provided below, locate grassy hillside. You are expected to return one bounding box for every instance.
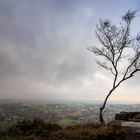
[0,119,127,140]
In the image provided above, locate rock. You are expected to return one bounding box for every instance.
[115,112,140,122]
[122,121,140,128]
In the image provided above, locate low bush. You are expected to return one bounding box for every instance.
[0,119,127,140]
[49,123,127,140]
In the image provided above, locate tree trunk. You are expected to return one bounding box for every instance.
[99,89,115,123]
[99,107,104,123]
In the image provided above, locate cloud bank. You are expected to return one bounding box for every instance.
[0,0,140,103]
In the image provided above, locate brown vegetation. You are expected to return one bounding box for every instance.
[0,119,127,140]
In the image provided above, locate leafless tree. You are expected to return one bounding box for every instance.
[88,10,140,123]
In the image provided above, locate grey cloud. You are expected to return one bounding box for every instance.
[0,0,139,102]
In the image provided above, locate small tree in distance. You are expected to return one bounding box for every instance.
[88,10,140,123]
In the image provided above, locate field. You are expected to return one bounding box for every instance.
[0,100,139,127]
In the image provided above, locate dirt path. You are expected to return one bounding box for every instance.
[124,134,140,140]
[121,122,140,140]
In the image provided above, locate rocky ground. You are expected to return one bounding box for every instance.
[125,134,140,140]
[122,121,140,140]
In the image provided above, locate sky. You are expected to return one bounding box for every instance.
[0,0,140,103]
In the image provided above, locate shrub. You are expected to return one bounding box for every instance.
[0,119,62,139]
[49,123,127,140]
[0,120,127,140]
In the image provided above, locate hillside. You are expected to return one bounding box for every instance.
[0,102,140,139]
[0,119,135,140]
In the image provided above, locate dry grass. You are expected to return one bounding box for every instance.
[0,119,128,140]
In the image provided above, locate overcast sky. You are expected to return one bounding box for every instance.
[0,0,140,103]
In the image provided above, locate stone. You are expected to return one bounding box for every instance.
[115,112,140,122]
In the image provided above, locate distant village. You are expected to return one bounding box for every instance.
[0,102,139,128]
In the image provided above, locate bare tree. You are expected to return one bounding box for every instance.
[88,10,140,123]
